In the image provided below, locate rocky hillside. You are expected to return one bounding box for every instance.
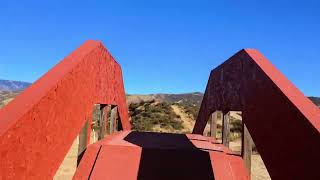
[0,79,31,108]
[129,100,185,133]
[127,93,204,131]
[0,80,31,92]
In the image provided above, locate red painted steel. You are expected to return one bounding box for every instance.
[0,40,130,179]
[193,49,320,180]
[74,131,249,180]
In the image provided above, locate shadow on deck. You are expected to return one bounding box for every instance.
[74,131,248,180]
[124,132,214,180]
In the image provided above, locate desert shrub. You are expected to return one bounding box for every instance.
[175,102,200,120]
[129,101,183,131]
[230,119,242,133]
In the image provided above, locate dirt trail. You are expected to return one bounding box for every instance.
[171,104,195,133]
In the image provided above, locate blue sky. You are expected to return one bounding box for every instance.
[0,0,319,96]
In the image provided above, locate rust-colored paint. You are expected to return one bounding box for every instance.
[74,131,249,180]
[193,49,320,180]
[0,40,130,179]
[210,151,249,180]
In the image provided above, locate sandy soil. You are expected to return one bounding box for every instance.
[53,137,79,180]
[251,154,271,180]
[229,139,271,180]
[53,131,98,180]
[229,138,242,153]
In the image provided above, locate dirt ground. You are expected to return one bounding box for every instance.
[229,139,271,180]
[54,131,99,180]
[53,137,79,180]
[251,154,271,180]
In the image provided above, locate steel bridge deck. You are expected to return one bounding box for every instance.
[74,131,249,180]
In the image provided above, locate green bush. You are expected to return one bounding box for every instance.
[174,102,200,120]
[129,101,183,131]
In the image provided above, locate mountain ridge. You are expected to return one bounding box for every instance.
[0,78,319,108]
[127,92,320,107]
[126,92,204,105]
[0,79,31,92]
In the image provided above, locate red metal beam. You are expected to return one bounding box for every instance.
[193,49,320,180]
[0,40,130,179]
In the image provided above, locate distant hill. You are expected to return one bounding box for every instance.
[128,93,320,106]
[309,97,320,107]
[0,79,31,92]
[1,84,319,109]
[127,92,204,105]
[0,79,31,108]
[154,92,204,105]
[127,93,204,124]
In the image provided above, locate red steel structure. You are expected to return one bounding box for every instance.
[0,41,130,179]
[193,49,320,180]
[0,41,319,180]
